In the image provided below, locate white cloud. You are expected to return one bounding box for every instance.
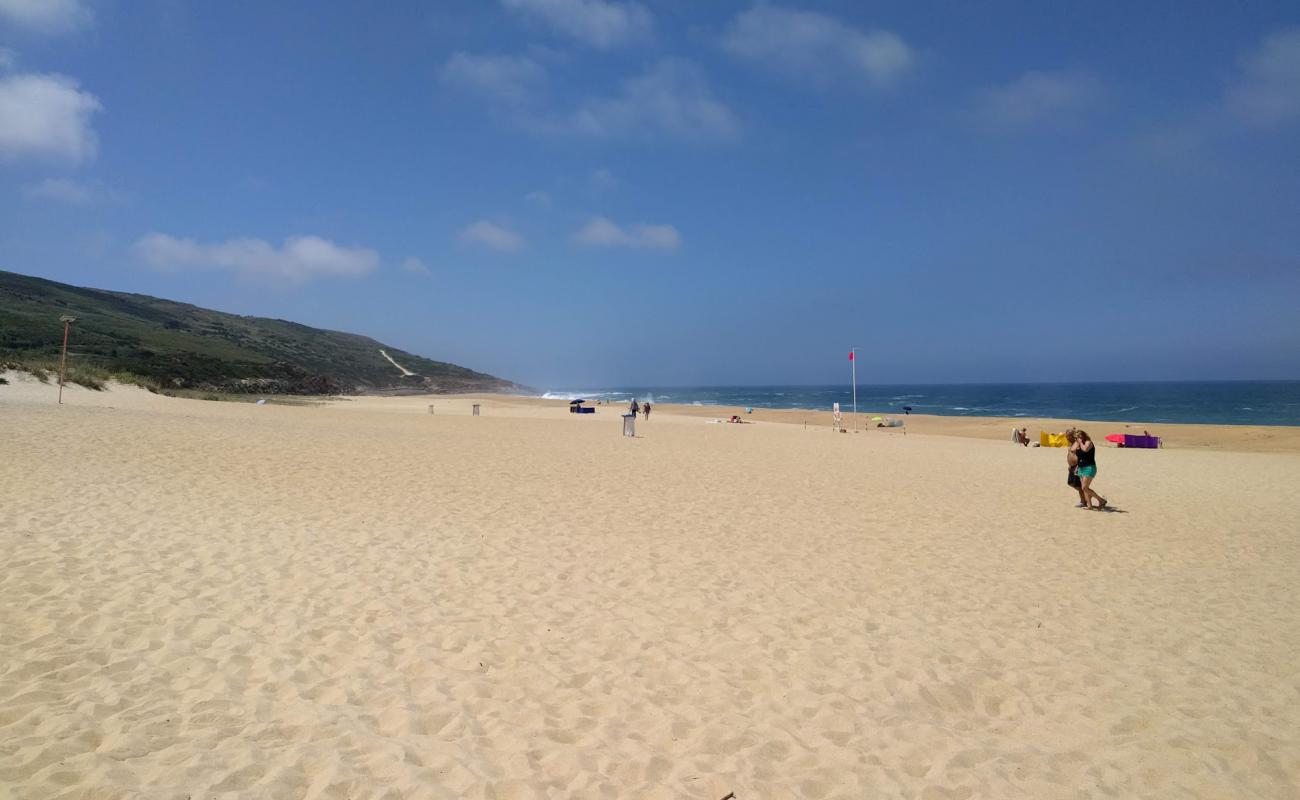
[0,72,101,163]
[552,58,739,141]
[400,256,431,274]
[573,216,679,250]
[22,177,124,205]
[459,220,524,252]
[440,52,546,106]
[973,69,1102,128]
[0,47,16,70]
[1226,27,1300,128]
[0,0,92,34]
[133,233,380,287]
[444,55,737,143]
[501,0,652,49]
[720,6,912,89]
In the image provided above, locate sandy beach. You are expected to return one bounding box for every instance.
[3,374,1299,798]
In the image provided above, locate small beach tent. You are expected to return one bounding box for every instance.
[1040,432,1071,447]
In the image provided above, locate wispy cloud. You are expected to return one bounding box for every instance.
[400,256,431,275]
[0,72,101,163]
[589,167,616,192]
[133,233,380,287]
[0,0,92,34]
[501,0,652,49]
[573,216,680,250]
[459,220,524,252]
[444,54,738,143]
[0,47,16,70]
[1138,28,1300,160]
[525,190,553,207]
[440,52,547,107]
[22,177,126,205]
[973,69,1102,129]
[720,6,913,89]
[547,58,739,141]
[1226,27,1300,128]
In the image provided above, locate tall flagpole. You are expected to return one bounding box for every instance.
[851,348,857,430]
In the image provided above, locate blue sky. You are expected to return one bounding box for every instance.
[2,1,1298,388]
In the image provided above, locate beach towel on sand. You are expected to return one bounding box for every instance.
[1124,434,1161,449]
[1040,432,1071,447]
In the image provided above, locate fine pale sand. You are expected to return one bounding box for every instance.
[3,374,1299,798]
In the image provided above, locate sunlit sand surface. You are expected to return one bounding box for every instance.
[4,375,1299,798]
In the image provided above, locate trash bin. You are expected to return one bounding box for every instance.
[622,413,635,437]
[472,404,480,417]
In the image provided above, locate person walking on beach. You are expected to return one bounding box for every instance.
[643,401,651,420]
[1063,427,1087,507]
[1070,430,1107,510]
[630,399,640,417]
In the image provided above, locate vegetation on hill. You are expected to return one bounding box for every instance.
[0,269,524,395]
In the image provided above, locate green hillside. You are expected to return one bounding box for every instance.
[0,269,524,395]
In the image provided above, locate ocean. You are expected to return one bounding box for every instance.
[540,382,1300,427]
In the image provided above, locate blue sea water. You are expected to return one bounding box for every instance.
[540,382,1300,427]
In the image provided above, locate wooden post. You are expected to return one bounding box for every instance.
[58,315,76,404]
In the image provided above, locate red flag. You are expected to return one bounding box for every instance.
[848,351,854,361]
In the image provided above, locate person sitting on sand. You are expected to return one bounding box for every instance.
[1014,427,1030,446]
[1070,430,1108,510]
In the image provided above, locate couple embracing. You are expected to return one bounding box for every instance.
[1066,428,1108,510]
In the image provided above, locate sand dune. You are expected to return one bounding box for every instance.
[3,375,1299,798]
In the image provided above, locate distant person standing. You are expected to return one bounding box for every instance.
[643,401,651,420]
[1070,430,1108,510]
[630,399,640,417]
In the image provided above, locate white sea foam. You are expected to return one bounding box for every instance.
[540,390,627,402]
